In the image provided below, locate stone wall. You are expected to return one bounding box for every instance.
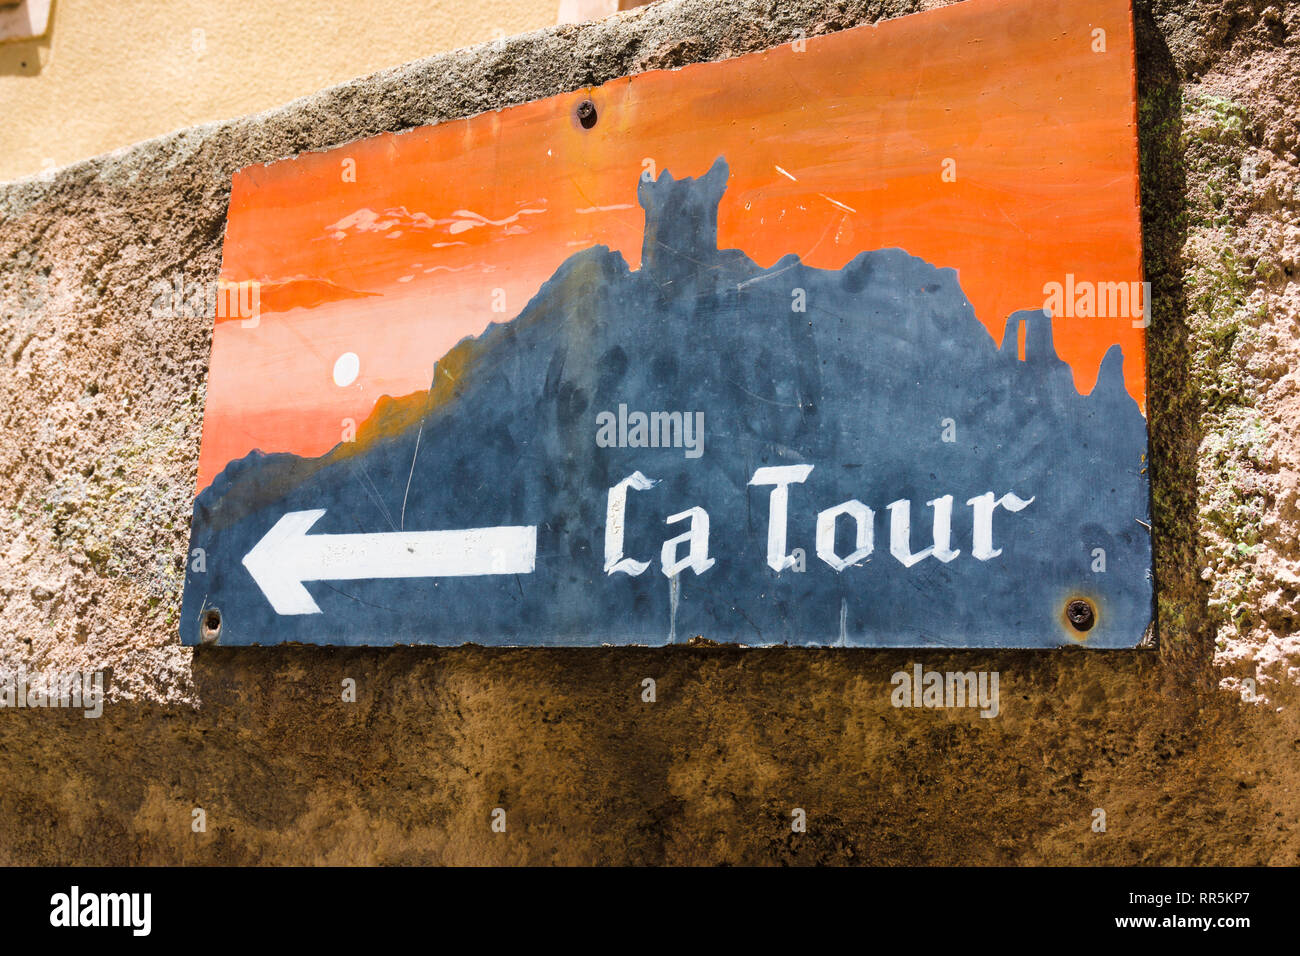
[0,0,1296,864]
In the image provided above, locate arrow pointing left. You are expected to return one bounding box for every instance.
[242,509,537,615]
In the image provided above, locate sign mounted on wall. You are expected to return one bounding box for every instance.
[181,0,1151,648]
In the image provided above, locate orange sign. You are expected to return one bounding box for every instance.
[183,0,1150,649]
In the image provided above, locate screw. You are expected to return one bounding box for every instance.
[1066,599,1095,632]
[576,100,598,129]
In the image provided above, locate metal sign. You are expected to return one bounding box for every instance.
[181,0,1150,648]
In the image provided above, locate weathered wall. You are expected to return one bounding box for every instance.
[0,0,561,181]
[0,0,1297,865]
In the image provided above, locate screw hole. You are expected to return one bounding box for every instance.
[576,99,597,129]
[1065,599,1095,632]
[201,609,222,643]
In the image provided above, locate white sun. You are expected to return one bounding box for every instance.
[333,352,360,387]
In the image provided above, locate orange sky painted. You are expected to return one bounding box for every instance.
[198,0,1143,492]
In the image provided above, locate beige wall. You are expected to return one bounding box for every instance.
[0,0,562,182]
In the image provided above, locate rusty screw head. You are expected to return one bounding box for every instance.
[1066,599,1095,633]
[576,99,598,129]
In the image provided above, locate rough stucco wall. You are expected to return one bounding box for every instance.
[0,0,561,181]
[0,0,1297,865]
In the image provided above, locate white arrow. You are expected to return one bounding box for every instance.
[242,509,537,615]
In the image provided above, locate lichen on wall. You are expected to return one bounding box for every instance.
[1171,10,1300,686]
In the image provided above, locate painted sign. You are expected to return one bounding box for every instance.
[181,0,1151,648]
